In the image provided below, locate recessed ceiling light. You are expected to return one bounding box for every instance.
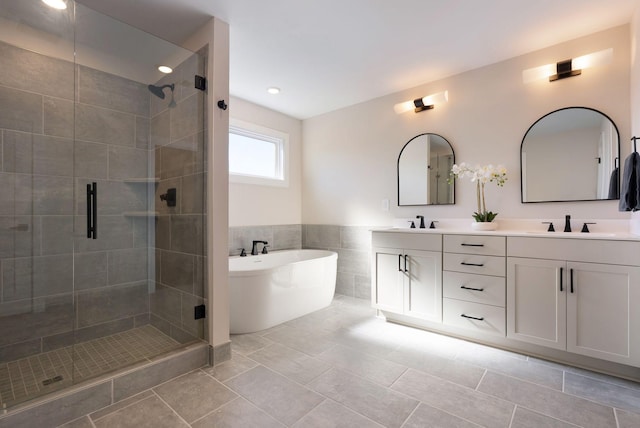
[158,65,173,74]
[42,0,67,10]
[267,87,281,95]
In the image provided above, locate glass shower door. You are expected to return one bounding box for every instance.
[0,0,76,408]
[0,0,207,411]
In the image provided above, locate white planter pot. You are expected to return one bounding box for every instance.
[471,221,498,231]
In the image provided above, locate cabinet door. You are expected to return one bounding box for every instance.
[507,257,566,350]
[404,249,442,322]
[372,248,404,313]
[567,262,640,366]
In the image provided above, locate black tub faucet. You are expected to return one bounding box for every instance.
[564,215,571,232]
[416,215,426,229]
[251,240,268,255]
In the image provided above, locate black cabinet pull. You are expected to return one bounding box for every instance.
[86,182,97,239]
[404,255,408,273]
[570,268,574,293]
[460,285,484,292]
[461,243,484,247]
[461,262,484,267]
[398,254,402,272]
[559,267,563,292]
[461,314,484,321]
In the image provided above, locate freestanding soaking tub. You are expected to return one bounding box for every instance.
[229,249,338,334]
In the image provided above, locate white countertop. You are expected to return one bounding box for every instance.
[372,218,640,241]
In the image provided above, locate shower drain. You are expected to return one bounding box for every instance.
[42,375,63,386]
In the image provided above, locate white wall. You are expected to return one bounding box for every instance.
[633,3,640,138]
[229,96,303,226]
[302,25,631,226]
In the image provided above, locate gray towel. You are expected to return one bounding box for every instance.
[608,167,619,199]
[619,152,640,211]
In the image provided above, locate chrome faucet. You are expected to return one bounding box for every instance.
[251,240,268,255]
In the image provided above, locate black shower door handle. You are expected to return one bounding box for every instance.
[87,182,97,239]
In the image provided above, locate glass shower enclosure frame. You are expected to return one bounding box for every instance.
[0,0,207,410]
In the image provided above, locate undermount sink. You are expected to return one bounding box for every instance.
[524,231,617,238]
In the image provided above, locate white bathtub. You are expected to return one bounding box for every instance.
[229,249,338,334]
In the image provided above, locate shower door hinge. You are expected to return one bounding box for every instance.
[194,304,206,320]
[194,75,207,91]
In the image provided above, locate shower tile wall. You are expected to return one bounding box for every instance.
[151,51,207,344]
[228,224,371,301]
[0,40,152,364]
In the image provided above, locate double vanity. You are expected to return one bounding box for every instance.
[371,227,640,379]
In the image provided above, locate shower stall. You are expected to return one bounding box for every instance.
[0,0,207,410]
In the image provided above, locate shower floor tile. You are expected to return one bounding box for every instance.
[0,325,180,408]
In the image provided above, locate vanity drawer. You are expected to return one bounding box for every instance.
[443,271,505,306]
[443,298,505,336]
[444,234,505,256]
[444,253,505,277]
[372,231,442,252]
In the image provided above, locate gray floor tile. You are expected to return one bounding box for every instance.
[387,346,485,389]
[477,371,616,428]
[191,397,285,428]
[308,368,419,428]
[324,325,401,358]
[262,325,336,356]
[57,416,95,428]
[402,403,482,428]
[202,352,258,382]
[90,390,155,421]
[154,370,237,423]
[292,399,383,428]
[247,343,332,384]
[456,345,564,390]
[230,333,272,355]
[317,343,407,386]
[93,395,189,428]
[564,371,640,413]
[224,365,324,426]
[391,368,513,427]
[511,407,580,428]
[616,408,640,428]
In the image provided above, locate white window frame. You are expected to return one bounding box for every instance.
[229,118,289,187]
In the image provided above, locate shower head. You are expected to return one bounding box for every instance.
[148,83,175,100]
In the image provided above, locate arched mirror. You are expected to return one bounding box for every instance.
[398,133,455,206]
[521,107,620,203]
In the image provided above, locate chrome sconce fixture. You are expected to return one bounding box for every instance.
[522,48,613,83]
[394,90,448,114]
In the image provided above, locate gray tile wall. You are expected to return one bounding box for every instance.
[0,40,201,366]
[302,225,372,301]
[150,50,208,344]
[228,224,302,256]
[228,224,372,301]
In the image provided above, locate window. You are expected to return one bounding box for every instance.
[229,119,289,187]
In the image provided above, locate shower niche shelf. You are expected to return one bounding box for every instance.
[124,178,160,184]
[123,211,159,217]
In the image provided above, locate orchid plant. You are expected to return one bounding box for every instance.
[450,163,508,222]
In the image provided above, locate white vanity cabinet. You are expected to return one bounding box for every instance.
[507,237,640,367]
[371,232,442,323]
[442,234,507,336]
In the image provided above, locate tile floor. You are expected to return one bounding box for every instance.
[61,296,640,427]
[1,325,180,409]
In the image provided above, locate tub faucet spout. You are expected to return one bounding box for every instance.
[251,240,268,255]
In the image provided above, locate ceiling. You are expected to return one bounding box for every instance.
[76,0,639,120]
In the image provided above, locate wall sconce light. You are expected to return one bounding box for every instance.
[522,48,613,83]
[394,90,448,114]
